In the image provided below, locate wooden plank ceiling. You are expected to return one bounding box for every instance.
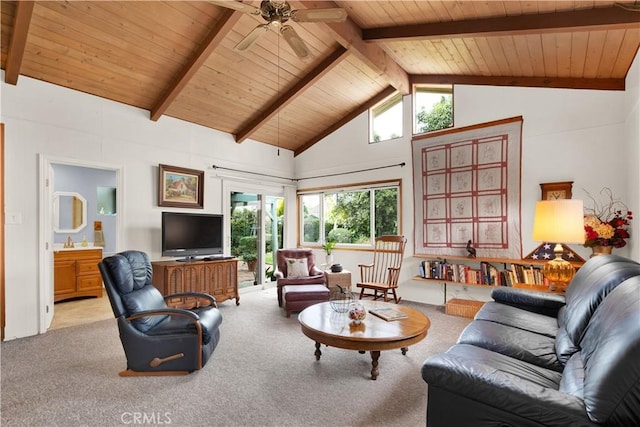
[2,1,639,156]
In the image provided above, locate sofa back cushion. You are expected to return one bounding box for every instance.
[577,277,640,425]
[555,255,640,364]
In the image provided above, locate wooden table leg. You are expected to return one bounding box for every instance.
[314,342,322,361]
[370,350,380,380]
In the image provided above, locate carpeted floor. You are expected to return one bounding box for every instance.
[1,287,471,427]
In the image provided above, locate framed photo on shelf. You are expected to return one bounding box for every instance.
[540,181,573,200]
[158,164,204,209]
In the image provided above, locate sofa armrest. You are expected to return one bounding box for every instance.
[309,265,324,276]
[491,287,566,316]
[422,349,588,426]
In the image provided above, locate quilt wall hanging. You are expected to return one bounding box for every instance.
[412,116,523,259]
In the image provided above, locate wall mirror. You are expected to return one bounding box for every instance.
[53,191,87,233]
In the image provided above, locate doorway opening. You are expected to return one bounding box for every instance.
[39,156,123,333]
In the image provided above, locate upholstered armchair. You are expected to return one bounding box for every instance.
[275,248,326,307]
[98,250,222,376]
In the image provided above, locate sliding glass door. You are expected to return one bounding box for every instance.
[228,189,284,288]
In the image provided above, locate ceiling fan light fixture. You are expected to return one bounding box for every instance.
[280,25,310,58]
[269,0,287,8]
[213,0,345,57]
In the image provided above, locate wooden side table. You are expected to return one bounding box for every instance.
[324,269,352,292]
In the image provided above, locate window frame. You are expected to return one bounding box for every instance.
[297,179,402,250]
[369,92,404,143]
[413,84,454,135]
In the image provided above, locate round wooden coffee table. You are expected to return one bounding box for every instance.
[298,300,431,380]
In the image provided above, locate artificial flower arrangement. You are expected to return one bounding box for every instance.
[583,188,633,248]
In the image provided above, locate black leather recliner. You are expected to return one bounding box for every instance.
[98,250,222,376]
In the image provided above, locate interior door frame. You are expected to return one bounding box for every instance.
[1,124,5,341]
[38,155,124,333]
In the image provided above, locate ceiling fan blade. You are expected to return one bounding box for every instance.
[280,25,310,59]
[234,24,270,52]
[208,0,261,16]
[290,8,347,23]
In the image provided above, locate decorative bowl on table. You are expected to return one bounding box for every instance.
[330,285,354,313]
[348,301,366,324]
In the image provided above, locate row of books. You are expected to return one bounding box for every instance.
[418,260,548,287]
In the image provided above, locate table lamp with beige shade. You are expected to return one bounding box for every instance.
[532,199,585,293]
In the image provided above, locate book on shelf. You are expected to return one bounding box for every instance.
[368,307,408,321]
[417,259,547,287]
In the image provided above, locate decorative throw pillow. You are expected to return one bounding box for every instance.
[286,258,309,278]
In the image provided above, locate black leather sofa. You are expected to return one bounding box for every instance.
[421,254,640,426]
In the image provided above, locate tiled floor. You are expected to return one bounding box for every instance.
[50,296,113,330]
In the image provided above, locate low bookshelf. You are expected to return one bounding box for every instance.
[413,255,583,305]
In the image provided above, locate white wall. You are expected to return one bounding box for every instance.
[296,53,640,306]
[624,51,640,262]
[1,73,294,339]
[2,51,639,338]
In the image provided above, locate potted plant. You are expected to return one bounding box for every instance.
[265,266,276,282]
[322,239,336,266]
[238,236,258,272]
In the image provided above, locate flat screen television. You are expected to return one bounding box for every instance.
[162,212,224,261]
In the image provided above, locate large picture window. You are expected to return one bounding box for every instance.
[300,180,401,248]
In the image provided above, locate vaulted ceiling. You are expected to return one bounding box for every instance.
[2,1,639,156]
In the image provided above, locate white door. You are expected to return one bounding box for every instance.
[38,158,55,332]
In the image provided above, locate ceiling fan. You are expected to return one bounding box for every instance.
[209,0,347,58]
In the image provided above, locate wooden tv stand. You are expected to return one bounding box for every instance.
[152,258,239,308]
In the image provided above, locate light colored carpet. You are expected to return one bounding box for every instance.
[1,287,471,427]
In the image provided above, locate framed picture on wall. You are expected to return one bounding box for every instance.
[158,164,204,209]
[540,181,573,200]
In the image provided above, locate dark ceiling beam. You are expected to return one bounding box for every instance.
[410,74,626,91]
[363,6,640,41]
[150,9,241,122]
[235,47,350,144]
[295,86,397,157]
[5,1,35,85]
[288,0,410,95]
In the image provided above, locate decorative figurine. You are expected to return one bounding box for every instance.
[466,240,476,258]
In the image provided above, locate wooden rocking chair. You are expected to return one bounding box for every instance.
[357,235,407,304]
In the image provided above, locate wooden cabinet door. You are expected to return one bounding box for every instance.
[163,265,186,307]
[54,260,76,297]
[183,263,205,307]
[203,260,238,302]
[203,262,225,298]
